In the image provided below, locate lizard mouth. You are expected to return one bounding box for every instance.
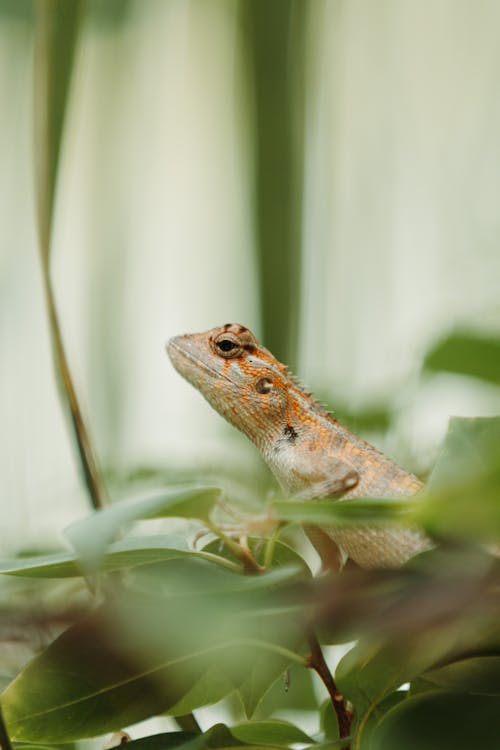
[166,337,235,386]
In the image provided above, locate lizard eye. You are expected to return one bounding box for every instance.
[214,334,241,358]
[255,377,273,394]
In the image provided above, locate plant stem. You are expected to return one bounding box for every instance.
[205,521,263,573]
[306,631,351,745]
[263,522,285,569]
[34,0,106,511]
[0,704,13,750]
[40,271,107,511]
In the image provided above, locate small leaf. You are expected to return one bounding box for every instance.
[248,663,318,718]
[237,650,296,719]
[320,699,339,741]
[420,417,500,541]
[423,330,500,386]
[64,485,221,570]
[371,691,500,750]
[423,655,500,696]
[335,637,453,750]
[231,720,314,746]
[272,498,415,526]
[428,416,500,488]
[0,536,239,579]
[109,732,196,750]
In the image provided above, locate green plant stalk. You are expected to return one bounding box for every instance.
[243,0,307,368]
[263,522,286,569]
[205,520,263,573]
[34,0,106,510]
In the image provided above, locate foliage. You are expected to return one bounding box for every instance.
[1,413,500,748]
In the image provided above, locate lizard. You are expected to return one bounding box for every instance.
[166,323,432,569]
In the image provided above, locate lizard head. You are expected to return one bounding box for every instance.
[166,323,290,445]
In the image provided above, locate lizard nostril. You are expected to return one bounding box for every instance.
[255,377,273,394]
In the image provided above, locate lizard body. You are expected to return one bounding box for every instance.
[167,323,431,568]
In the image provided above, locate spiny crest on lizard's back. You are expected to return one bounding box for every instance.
[284,368,339,424]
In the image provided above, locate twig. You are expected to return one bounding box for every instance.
[306,631,351,746]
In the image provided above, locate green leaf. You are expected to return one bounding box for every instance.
[34,0,83,256]
[335,637,453,750]
[201,537,310,575]
[272,498,415,526]
[320,699,339,741]
[0,535,240,578]
[351,692,406,750]
[108,723,285,750]
[231,720,314,746]
[423,330,500,386]
[248,663,319,718]
[236,649,298,719]
[420,417,500,541]
[64,485,221,570]
[111,733,196,750]
[198,540,309,718]
[0,615,235,743]
[1,552,306,742]
[371,691,500,750]
[423,655,500,696]
[428,416,500,488]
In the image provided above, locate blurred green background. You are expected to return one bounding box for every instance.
[1,0,500,552]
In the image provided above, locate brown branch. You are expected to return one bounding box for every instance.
[306,631,351,746]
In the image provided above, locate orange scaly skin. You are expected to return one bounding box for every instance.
[167,323,431,568]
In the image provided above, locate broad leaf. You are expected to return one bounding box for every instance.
[423,330,500,386]
[320,699,339,741]
[112,723,284,750]
[198,540,309,717]
[371,690,500,750]
[247,663,319,719]
[231,720,314,746]
[64,485,221,569]
[428,416,500,488]
[420,417,500,541]
[0,535,240,579]
[335,635,458,750]
[271,498,416,526]
[423,655,500,696]
[1,556,305,742]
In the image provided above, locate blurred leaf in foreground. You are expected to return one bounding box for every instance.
[420,416,500,542]
[423,330,500,386]
[1,555,307,741]
[371,691,500,750]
